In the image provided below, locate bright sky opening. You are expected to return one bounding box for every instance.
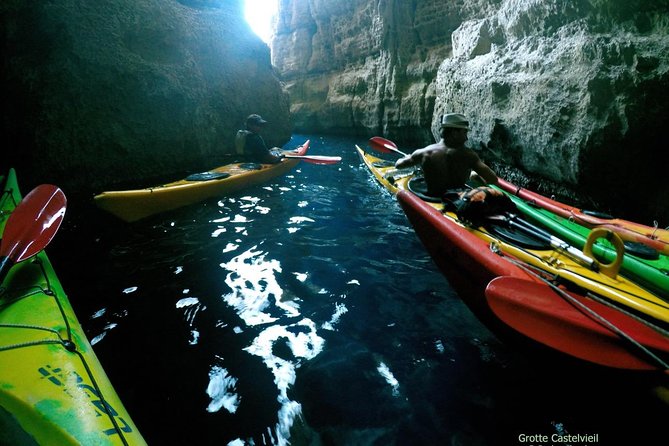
[245,0,279,43]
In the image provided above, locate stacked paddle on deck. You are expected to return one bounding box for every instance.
[497,177,669,255]
[363,136,669,373]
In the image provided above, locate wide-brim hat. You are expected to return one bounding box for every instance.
[440,113,469,129]
[246,114,268,126]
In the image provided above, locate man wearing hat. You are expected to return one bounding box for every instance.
[395,113,497,196]
[234,114,284,164]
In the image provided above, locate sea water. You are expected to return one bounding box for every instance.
[50,134,666,445]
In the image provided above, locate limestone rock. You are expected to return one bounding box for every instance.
[435,0,669,222]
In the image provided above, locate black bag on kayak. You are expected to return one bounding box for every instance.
[443,186,516,226]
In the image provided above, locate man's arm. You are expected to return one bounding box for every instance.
[395,149,424,169]
[246,134,283,164]
[473,158,498,185]
[262,148,284,164]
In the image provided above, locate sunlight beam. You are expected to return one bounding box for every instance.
[244,0,278,43]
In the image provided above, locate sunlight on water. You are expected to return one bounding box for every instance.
[206,366,241,414]
[222,242,238,253]
[220,246,294,324]
[288,216,315,224]
[218,244,328,445]
[322,302,348,331]
[176,296,203,345]
[377,362,401,397]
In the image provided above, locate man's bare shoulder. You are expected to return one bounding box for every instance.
[447,147,481,160]
[417,142,446,155]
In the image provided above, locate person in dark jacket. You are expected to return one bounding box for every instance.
[234,114,284,164]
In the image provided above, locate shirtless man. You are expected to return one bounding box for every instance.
[395,113,498,197]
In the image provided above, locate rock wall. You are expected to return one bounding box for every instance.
[273,0,502,144]
[1,0,292,195]
[437,0,669,223]
[274,0,669,223]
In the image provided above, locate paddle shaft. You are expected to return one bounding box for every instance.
[492,214,598,269]
[283,154,341,164]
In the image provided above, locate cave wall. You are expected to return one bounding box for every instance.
[273,0,669,223]
[272,0,502,144]
[1,0,292,195]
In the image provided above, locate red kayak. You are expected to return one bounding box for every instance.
[497,178,669,255]
[396,189,669,371]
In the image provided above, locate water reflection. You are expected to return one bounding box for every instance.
[217,245,328,444]
[176,296,203,345]
[51,134,665,445]
[206,365,240,414]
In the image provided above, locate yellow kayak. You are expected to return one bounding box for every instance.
[95,141,310,222]
[1,168,146,445]
[357,146,669,324]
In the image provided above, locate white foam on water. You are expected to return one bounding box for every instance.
[377,362,400,397]
[206,366,241,414]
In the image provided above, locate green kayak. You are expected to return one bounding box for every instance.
[495,186,669,300]
[1,168,146,445]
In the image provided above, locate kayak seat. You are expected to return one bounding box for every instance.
[622,241,660,261]
[239,163,263,170]
[185,172,231,182]
[372,160,396,168]
[486,220,552,250]
[407,177,441,203]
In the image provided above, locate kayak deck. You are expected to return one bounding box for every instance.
[1,169,146,445]
[495,186,669,300]
[497,177,669,252]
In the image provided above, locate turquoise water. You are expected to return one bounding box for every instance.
[50,134,666,445]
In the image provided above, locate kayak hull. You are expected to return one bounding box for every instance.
[1,169,146,445]
[94,141,310,222]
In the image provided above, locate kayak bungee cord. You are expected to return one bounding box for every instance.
[469,222,669,315]
[489,243,669,370]
[584,291,669,339]
[0,257,131,446]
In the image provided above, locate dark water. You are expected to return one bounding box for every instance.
[49,134,666,445]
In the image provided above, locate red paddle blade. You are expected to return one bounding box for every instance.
[368,137,407,156]
[284,155,342,165]
[1,184,67,263]
[485,276,669,370]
